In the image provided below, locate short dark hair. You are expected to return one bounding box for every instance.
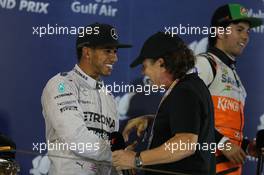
[76,45,95,62]
[76,47,82,62]
[150,41,195,79]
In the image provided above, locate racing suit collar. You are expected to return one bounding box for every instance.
[208,47,237,69]
[73,64,104,89]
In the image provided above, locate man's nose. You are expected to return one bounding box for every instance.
[111,54,118,63]
[242,31,249,43]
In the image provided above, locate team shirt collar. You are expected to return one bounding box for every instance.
[73,64,104,89]
[208,47,236,69]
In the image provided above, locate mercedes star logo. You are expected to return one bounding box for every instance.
[111,28,118,40]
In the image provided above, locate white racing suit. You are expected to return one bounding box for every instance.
[195,47,247,175]
[41,64,118,175]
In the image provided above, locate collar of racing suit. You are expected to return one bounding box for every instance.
[208,47,236,69]
[73,64,104,89]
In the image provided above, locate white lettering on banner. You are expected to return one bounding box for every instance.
[217,97,240,112]
[71,1,118,17]
[253,25,264,33]
[248,9,264,33]
[0,0,49,14]
[248,9,264,18]
[99,4,117,16]
[0,0,16,9]
[19,0,49,14]
[95,0,118,3]
[71,2,98,15]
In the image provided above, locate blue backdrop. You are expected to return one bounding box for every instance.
[1,0,263,174]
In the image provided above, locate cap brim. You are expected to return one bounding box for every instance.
[234,17,263,28]
[97,43,132,48]
[246,17,262,28]
[130,56,144,68]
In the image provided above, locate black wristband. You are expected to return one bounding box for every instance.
[135,152,143,168]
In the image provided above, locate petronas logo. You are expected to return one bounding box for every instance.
[58,83,65,93]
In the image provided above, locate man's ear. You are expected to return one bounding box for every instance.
[216,26,226,40]
[82,47,91,60]
[157,58,165,69]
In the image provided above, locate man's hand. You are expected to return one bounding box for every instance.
[221,141,246,165]
[122,115,153,142]
[112,150,136,171]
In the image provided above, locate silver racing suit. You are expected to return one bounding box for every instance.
[41,64,118,175]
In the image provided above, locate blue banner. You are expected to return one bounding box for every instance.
[0,0,263,174]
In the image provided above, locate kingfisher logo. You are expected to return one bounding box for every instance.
[217,97,240,112]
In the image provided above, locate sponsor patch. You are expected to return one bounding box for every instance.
[54,93,73,99]
[60,106,78,112]
[58,83,65,93]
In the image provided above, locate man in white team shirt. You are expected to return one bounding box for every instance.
[41,23,131,175]
[195,4,262,175]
